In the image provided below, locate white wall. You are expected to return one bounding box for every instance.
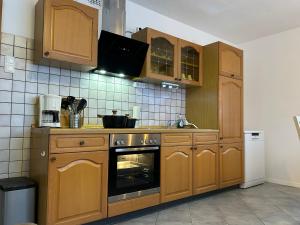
[240,28,300,188]
[1,0,225,45]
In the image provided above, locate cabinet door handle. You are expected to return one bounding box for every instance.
[44,51,50,57]
[80,140,85,146]
[174,78,178,81]
[178,78,182,81]
[194,147,197,150]
[220,137,223,140]
[220,145,223,148]
[231,74,234,78]
[40,151,46,158]
[50,156,56,162]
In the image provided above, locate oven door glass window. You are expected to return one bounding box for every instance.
[117,153,155,189]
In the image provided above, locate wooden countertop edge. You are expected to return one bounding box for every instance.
[31,127,219,135]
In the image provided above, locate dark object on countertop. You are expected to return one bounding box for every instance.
[77,98,87,114]
[98,110,128,128]
[125,114,137,128]
[67,96,76,112]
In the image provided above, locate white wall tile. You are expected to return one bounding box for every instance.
[13,81,25,92]
[11,127,24,138]
[10,150,23,161]
[0,150,9,162]
[0,162,9,173]
[0,79,12,91]
[14,36,27,48]
[9,161,22,173]
[1,33,14,45]
[0,139,9,150]
[0,103,11,114]
[14,47,27,59]
[11,115,24,127]
[0,91,11,102]
[0,115,11,126]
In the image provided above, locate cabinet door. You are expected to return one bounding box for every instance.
[161,146,192,203]
[47,151,108,225]
[219,43,243,80]
[145,29,178,82]
[219,143,243,188]
[178,39,203,86]
[43,0,98,67]
[219,76,243,143]
[193,145,219,195]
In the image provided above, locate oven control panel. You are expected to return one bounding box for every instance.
[110,133,161,147]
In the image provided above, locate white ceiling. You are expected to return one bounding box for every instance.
[130,0,300,44]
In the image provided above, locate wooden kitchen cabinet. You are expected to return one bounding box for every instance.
[193,144,219,195]
[219,42,243,80]
[48,151,108,225]
[132,28,178,82]
[161,146,193,203]
[178,39,203,86]
[219,76,243,143]
[34,0,98,71]
[132,28,203,86]
[219,143,243,188]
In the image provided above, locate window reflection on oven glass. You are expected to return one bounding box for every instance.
[117,153,154,189]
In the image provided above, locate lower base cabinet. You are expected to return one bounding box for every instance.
[193,144,219,194]
[47,151,108,225]
[160,146,193,203]
[219,143,244,188]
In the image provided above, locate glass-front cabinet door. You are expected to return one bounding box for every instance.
[135,28,178,82]
[178,39,203,86]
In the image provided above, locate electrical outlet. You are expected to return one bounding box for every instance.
[4,56,15,73]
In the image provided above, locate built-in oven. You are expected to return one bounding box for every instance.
[108,133,160,203]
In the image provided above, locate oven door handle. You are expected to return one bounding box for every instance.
[115,146,160,153]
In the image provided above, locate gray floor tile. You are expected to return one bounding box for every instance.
[106,183,300,225]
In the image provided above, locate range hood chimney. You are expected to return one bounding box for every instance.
[102,0,126,36]
[92,0,149,78]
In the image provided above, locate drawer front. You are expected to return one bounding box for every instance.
[50,134,109,153]
[193,133,219,145]
[161,133,193,146]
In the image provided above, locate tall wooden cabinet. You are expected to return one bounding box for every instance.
[186,42,244,188]
[34,0,98,71]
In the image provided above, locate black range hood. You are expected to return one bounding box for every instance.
[92,30,149,78]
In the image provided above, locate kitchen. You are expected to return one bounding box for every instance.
[0,0,300,225]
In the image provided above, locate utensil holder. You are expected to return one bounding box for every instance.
[69,113,80,128]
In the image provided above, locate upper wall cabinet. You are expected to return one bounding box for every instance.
[178,39,203,86]
[34,0,98,71]
[219,43,243,80]
[132,28,203,87]
[133,28,178,82]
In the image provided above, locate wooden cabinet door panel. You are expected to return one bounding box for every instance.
[178,39,203,86]
[161,146,192,203]
[161,133,193,146]
[193,145,219,195]
[44,0,98,66]
[48,151,108,225]
[220,143,243,188]
[219,76,243,143]
[219,43,243,80]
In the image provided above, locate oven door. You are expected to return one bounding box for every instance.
[109,146,160,198]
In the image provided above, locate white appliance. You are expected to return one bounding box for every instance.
[39,95,62,128]
[240,131,265,188]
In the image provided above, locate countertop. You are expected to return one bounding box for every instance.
[32,127,219,135]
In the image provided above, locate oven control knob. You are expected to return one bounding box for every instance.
[140,139,144,144]
[120,140,125,145]
[115,140,121,146]
[154,139,157,144]
[149,139,153,144]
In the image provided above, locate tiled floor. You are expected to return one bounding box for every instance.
[90,183,300,225]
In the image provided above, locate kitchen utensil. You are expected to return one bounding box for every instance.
[67,96,76,112]
[97,110,128,128]
[77,99,87,114]
[69,113,80,128]
[61,98,69,110]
